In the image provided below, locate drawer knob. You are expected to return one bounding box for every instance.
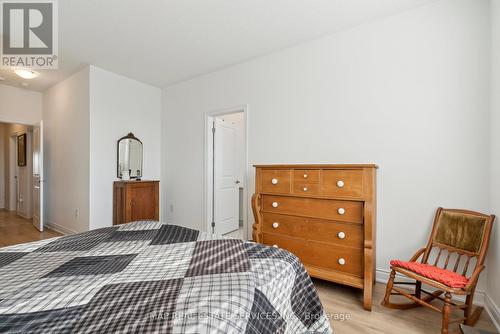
[337,208,346,215]
[337,231,346,239]
[303,174,308,178]
[337,180,345,188]
[272,202,279,208]
[271,178,278,185]
[272,244,278,248]
[338,258,346,265]
[303,187,308,192]
[272,222,279,228]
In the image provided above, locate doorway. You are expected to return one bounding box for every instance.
[205,106,248,239]
[0,120,43,232]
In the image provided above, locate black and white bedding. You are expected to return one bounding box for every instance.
[0,221,332,333]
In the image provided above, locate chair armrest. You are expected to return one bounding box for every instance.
[463,265,484,292]
[409,248,426,262]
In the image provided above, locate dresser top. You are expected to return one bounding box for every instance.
[114,180,160,183]
[253,164,378,169]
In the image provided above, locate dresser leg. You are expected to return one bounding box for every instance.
[363,279,373,311]
[363,244,374,311]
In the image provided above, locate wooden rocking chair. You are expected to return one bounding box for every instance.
[381,208,495,334]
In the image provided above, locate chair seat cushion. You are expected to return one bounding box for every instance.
[390,260,469,288]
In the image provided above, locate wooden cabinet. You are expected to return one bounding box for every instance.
[113,180,159,225]
[252,164,377,310]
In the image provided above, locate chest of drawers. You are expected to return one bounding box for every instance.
[252,164,377,310]
[113,180,159,225]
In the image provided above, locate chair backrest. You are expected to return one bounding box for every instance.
[422,208,495,277]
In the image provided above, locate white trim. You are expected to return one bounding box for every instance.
[485,294,500,331]
[16,212,32,220]
[0,117,34,126]
[375,268,485,306]
[44,221,78,235]
[203,104,249,239]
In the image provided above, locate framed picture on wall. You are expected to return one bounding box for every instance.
[18,133,26,167]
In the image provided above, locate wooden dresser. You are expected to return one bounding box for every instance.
[252,164,377,310]
[113,180,159,225]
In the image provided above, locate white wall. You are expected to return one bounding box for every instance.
[42,65,161,233]
[162,0,490,292]
[89,66,161,230]
[43,67,90,233]
[0,84,42,124]
[488,0,500,327]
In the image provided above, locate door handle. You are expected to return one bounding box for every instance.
[235,180,241,184]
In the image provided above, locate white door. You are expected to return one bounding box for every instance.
[214,118,240,235]
[32,121,44,231]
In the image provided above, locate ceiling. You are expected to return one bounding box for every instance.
[0,0,438,92]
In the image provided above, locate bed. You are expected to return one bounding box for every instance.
[0,221,332,333]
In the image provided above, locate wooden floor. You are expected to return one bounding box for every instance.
[0,210,61,248]
[314,278,497,334]
[0,210,496,333]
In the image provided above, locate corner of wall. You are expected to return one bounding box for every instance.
[487,0,500,331]
[87,65,162,230]
[486,293,500,331]
[42,66,91,233]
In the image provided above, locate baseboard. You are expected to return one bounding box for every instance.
[17,212,32,220]
[485,294,500,331]
[375,268,485,306]
[44,221,77,235]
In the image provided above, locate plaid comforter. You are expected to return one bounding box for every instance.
[0,221,332,333]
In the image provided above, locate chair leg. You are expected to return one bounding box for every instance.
[441,292,452,334]
[381,269,443,309]
[464,290,483,326]
[381,269,396,307]
[464,291,473,324]
[415,281,422,299]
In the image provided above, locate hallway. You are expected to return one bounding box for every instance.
[0,210,61,248]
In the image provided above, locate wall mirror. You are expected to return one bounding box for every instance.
[117,133,143,179]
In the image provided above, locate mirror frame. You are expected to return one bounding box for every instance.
[117,132,143,179]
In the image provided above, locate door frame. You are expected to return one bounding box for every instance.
[32,121,43,231]
[203,105,249,239]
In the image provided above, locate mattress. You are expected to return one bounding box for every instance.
[0,221,332,333]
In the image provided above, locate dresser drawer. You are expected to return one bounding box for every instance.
[293,169,320,182]
[262,233,363,277]
[304,242,363,277]
[292,182,320,195]
[260,169,291,194]
[262,213,308,236]
[262,213,364,249]
[262,233,306,258]
[322,169,364,198]
[262,195,363,223]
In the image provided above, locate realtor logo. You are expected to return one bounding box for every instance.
[1,0,58,69]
